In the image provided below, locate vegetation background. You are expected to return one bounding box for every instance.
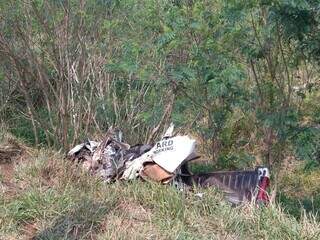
[0,0,320,239]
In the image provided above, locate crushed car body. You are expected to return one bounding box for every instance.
[67,124,270,205]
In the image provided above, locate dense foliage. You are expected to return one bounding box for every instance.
[0,0,319,172]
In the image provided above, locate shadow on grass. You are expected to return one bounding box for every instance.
[33,200,112,240]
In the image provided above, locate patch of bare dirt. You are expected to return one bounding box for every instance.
[0,162,18,199]
[0,163,14,182]
[0,138,31,198]
[21,222,38,240]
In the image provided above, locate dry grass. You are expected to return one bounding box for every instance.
[280,167,320,199]
[1,134,320,239]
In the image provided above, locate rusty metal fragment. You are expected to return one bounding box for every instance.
[140,162,174,183]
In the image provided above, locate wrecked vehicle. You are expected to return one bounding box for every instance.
[67,124,270,205]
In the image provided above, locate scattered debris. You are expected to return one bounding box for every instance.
[67,124,270,205]
[195,192,205,198]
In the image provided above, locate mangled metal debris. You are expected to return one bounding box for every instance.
[184,167,270,204]
[68,129,151,182]
[67,124,270,205]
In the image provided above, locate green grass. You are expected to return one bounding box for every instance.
[1,144,320,239]
[277,165,320,220]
